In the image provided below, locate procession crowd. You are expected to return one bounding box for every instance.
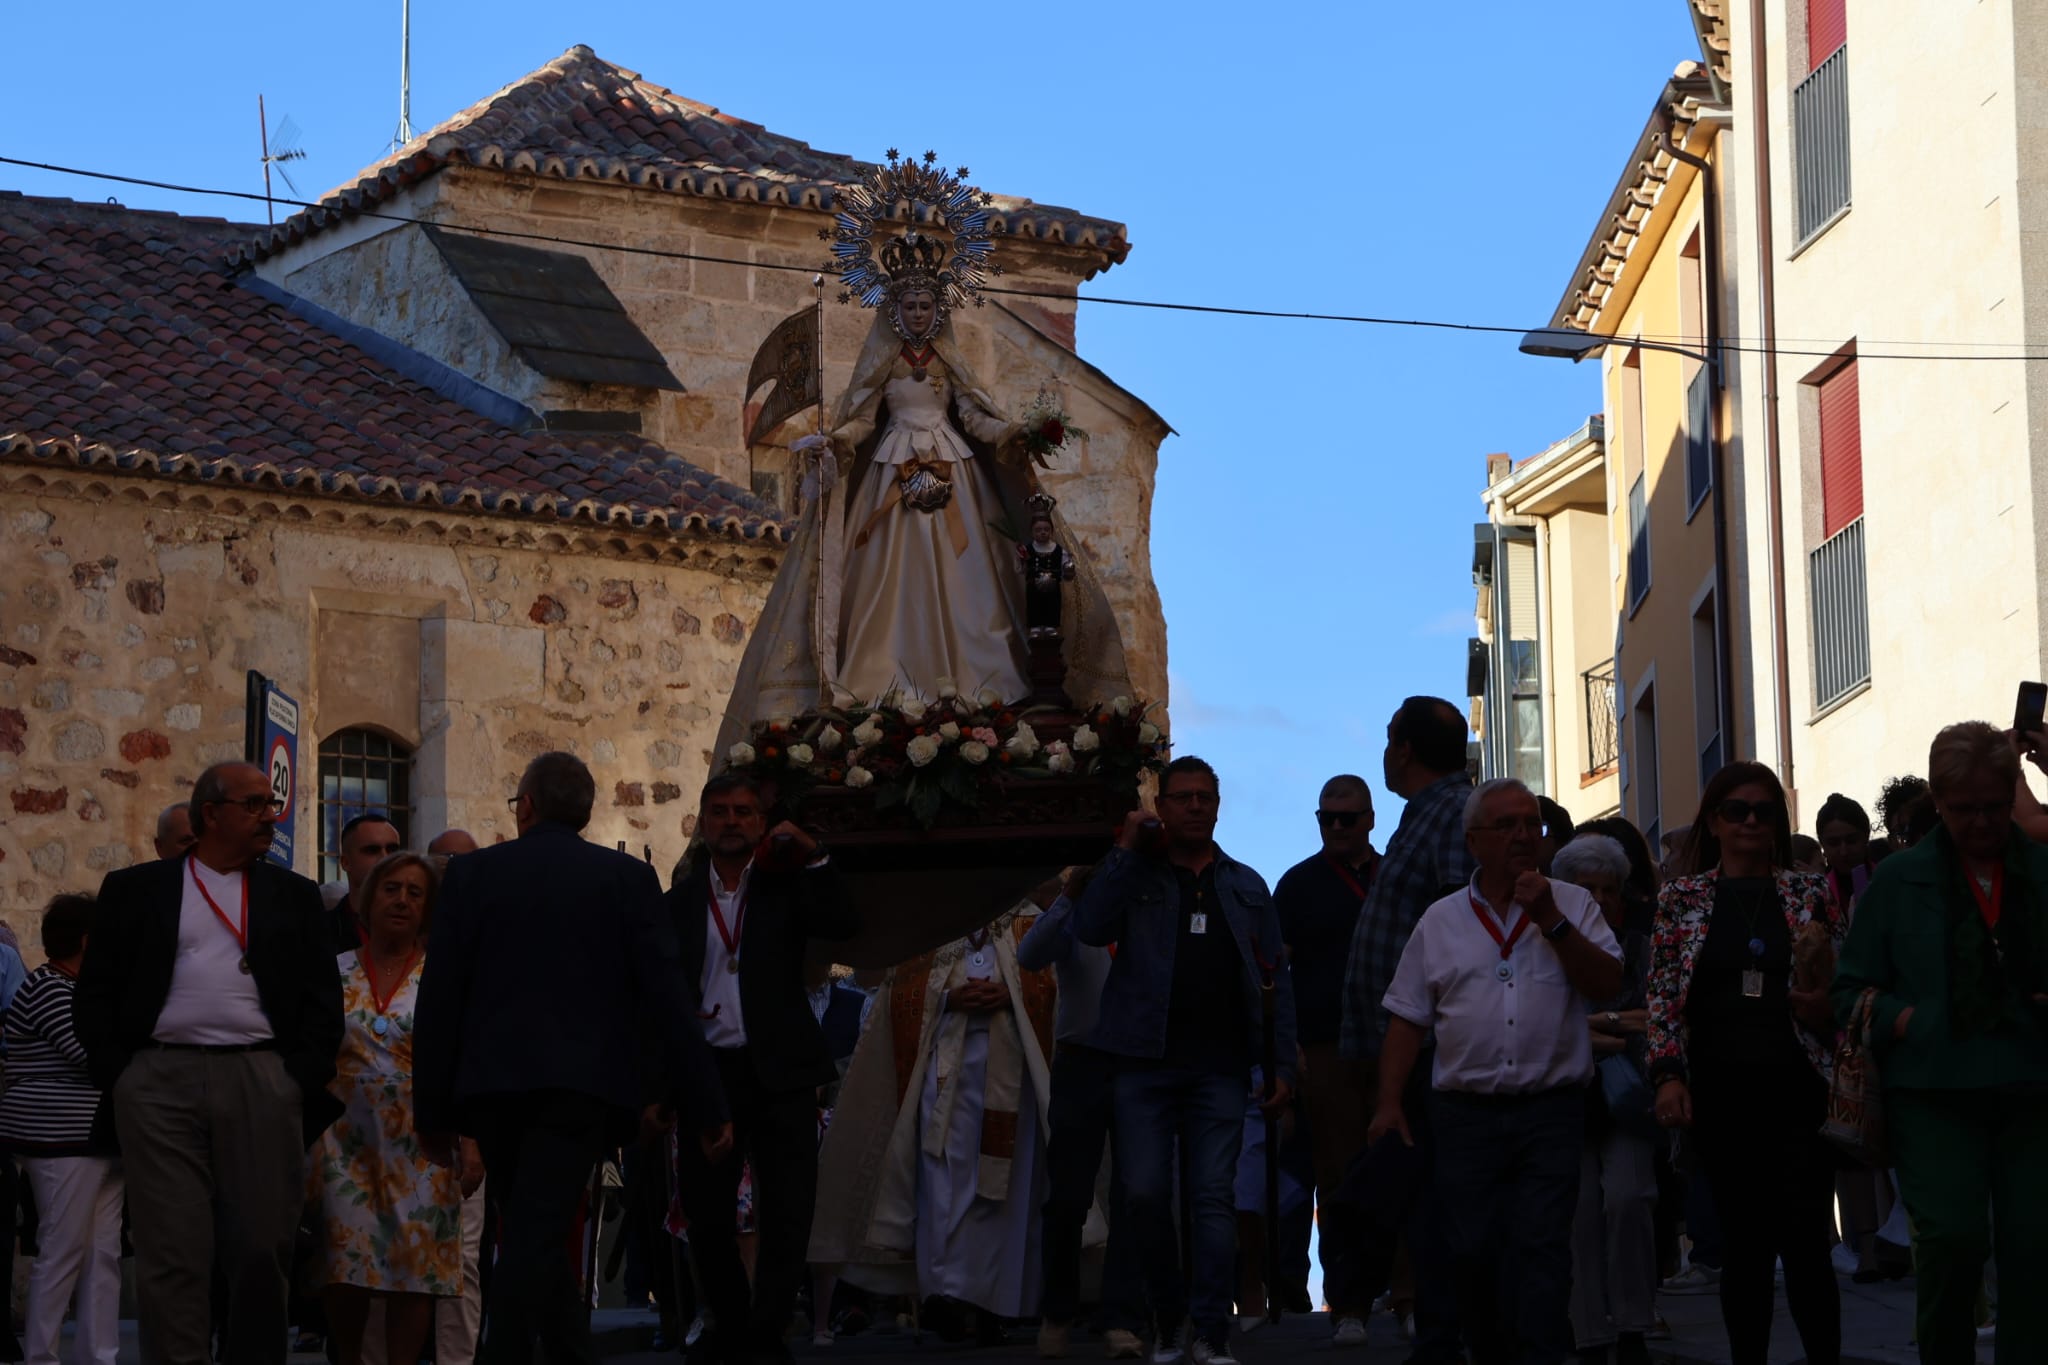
[2,694,2045,1365]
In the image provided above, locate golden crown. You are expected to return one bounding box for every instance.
[822,149,1003,338]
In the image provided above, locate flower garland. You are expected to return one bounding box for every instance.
[725,682,1167,828]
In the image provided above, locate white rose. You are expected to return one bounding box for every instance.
[1046,740,1071,757]
[975,687,1002,708]
[845,765,874,789]
[818,725,845,753]
[1110,696,1133,717]
[938,721,962,743]
[786,743,814,768]
[960,739,991,765]
[906,734,941,767]
[1138,722,1161,745]
[727,742,757,766]
[851,719,883,748]
[936,676,959,699]
[1048,750,1076,775]
[899,698,928,723]
[1004,722,1040,759]
[1071,725,1100,753]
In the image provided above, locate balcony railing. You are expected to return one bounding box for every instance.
[1811,517,1870,708]
[1795,45,1852,240]
[1583,659,1619,776]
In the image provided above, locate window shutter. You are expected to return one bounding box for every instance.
[1819,358,1862,539]
[1808,0,1846,71]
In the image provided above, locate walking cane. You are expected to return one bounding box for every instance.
[1257,949,1281,1326]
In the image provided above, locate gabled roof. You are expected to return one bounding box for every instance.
[236,46,1129,272]
[0,193,782,541]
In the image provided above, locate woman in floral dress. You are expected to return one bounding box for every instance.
[308,852,472,1365]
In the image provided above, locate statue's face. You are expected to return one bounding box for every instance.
[1030,517,1055,543]
[897,290,937,342]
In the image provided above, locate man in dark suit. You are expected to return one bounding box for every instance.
[413,751,730,1365]
[669,774,859,1365]
[74,761,344,1365]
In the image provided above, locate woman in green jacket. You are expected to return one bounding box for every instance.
[1833,721,2048,1365]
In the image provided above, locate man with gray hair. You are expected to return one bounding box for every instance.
[1368,778,1622,1365]
[152,802,195,862]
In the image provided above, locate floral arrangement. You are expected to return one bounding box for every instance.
[1016,387,1086,469]
[725,681,1166,828]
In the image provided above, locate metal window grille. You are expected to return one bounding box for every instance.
[1686,368,1713,509]
[1583,659,1618,776]
[318,728,414,884]
[1627,475,1651,608]
[1810,516,1870,708]
[1795,46,1852,240]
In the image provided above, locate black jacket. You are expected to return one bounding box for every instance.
[668,855,861,1094]
[413,821,728,1137]
[74,855,346,1146]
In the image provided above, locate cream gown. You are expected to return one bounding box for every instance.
[834,359,1031,705]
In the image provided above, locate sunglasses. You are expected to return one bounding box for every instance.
[212,795,285,815]
[1716,798,1783,826]
[1316,810,1367,828]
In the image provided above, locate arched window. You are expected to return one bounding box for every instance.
[318,728,413,883]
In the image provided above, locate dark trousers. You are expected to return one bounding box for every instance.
[1339,1062,1460,1360]
[674,1048,818,1362]
[1039,1043,1143,1331]
[1428,1085,1583,1365]
[1889,1086,2048,1365]
[1115,1064,1243,1345]
[1691,1065,1839,1365]
[471,1090,612,1365]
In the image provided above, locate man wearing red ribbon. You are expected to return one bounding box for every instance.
[75,761,345,1365]
[1368,777,1622,1365]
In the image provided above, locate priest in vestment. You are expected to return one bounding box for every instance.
[809,902,1062,1329]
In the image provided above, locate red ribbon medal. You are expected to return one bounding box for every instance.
[1327,855,1369,902]
[1968,866,2004,931]
[365,948,419,1039]
[189,855,252,974]
[1469,890,1531,981]
[709,880,747,976]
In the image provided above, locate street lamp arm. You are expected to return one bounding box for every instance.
[1518,326,1711,365]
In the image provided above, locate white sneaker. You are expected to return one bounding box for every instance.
[1661,1262,1721,1294]
[1232,1315,1267,1334]
[1150,1347,1185,1365]
[1332,1316,1368,1347]
[1189,1341,1239,1365]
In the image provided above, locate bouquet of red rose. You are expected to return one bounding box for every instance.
[1017,388,1085,469]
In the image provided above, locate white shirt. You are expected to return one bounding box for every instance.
[153,858,273,1045]
[699,863,750,1049]
[1381,873,1619,1095]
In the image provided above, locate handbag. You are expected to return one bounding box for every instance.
[1820,986,1887,1165]
[1596,1052,1659,1141]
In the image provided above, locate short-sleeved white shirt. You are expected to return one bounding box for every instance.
[1381,873,1620,1095]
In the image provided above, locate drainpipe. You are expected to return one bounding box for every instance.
[1655,122,1740,785]
[1749,11,1797,813]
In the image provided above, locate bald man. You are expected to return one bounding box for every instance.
[153,802,196,862]
[427,830,479,857]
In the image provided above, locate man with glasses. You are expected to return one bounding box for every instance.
[1368,778,1622,1365]
[75,762,344,1365]
[1073,756,1296,1365]
[1273,776,1379,1344]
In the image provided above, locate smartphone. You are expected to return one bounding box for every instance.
[2016,681,2048,737]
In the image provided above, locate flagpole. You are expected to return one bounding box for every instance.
[812,275,826,444]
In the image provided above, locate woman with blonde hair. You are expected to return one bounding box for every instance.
[308,852,478,1365]
[1834,721,2048,1362]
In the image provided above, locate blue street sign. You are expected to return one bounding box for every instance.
[246,674,300,870]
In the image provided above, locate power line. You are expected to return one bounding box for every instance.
[7,153,2048,363]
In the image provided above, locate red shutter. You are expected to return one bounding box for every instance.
[1819,359,1863,538]
[1808,0,1846,71]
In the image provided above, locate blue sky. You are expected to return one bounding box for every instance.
[7,0,1699,881]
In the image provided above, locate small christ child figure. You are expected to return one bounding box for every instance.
[1018,511,1076,641]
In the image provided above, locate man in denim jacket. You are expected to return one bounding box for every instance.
[1074,756,1297,1365]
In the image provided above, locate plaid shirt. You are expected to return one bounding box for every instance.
[1340,770,1477,1059]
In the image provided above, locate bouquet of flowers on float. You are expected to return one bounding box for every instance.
[724,682,1166,828]
[1015,385,1086,469]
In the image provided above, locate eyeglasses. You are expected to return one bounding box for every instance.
[1715,798,1783,826]
[1316,810,1367,828]
[1158,790,1219,808]
[505,794,526,812]
[1473,818,1546,836]
[212,795,285,815]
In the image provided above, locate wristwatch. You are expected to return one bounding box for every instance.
[1543,916,1574,942]
[1605,1011,1620,1029]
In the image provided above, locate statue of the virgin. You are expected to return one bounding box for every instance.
[717,154,1131,752]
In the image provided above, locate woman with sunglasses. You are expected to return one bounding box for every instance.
[1646,761,1844,1365]
[1833,722,2048,1362]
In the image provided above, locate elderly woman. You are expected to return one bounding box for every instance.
[308,852,476,1365]
[1647,761,1844,1365]
[1550,835,1654,1365]
[0,895,120,1365]
[1834,722,2048,1363]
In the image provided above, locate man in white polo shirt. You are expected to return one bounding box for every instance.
[1368,778,1622,1365]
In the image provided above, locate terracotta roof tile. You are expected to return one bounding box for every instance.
[0,193,784,543]
[233,45,1127,272]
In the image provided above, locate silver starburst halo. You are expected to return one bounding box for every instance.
[821,149,1003,340]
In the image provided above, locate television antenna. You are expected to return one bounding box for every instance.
[257,95,308,226]
[394,0,415,150]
